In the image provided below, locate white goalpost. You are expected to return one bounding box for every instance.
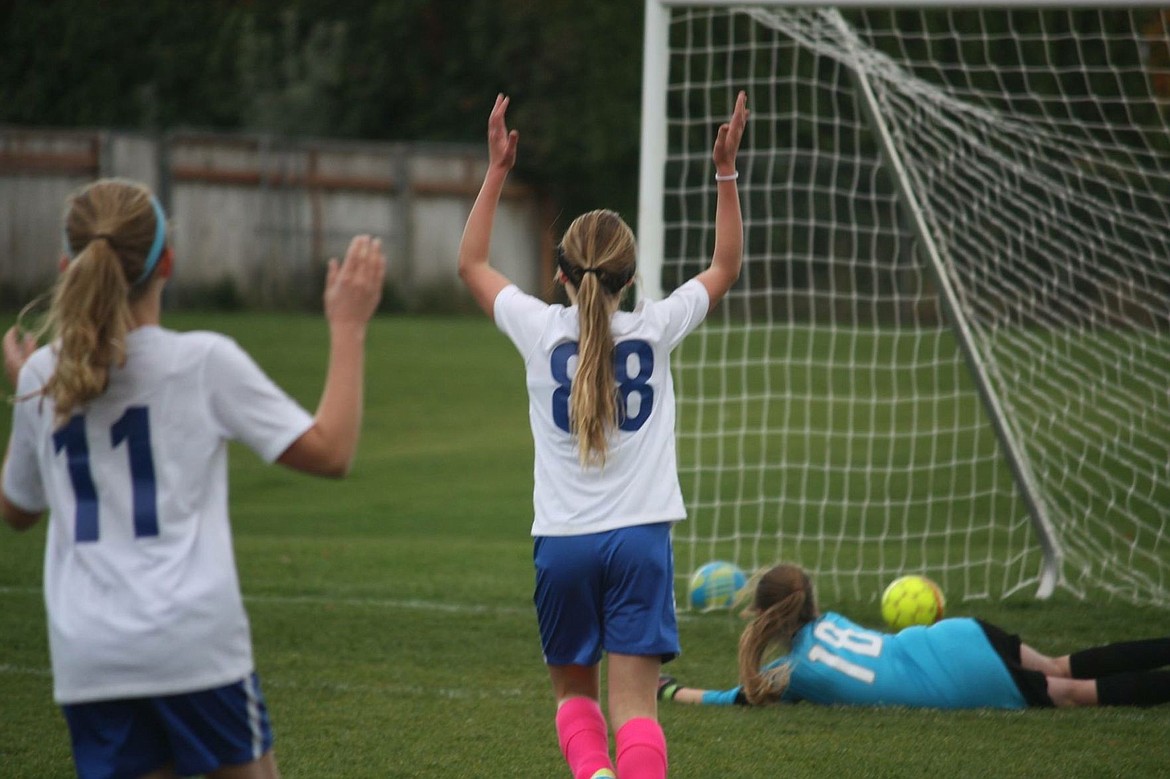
[639,0,1170,607]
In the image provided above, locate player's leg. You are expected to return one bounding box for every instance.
[1018,642,1070,677]
[1063,636,1170,707]
[608,653,661,728]
[1042,676,1100,707]
[600,523,677,779]
[1044,672,1170,708]
[549,665,613,779]
[609,653,668,779]
[1020,637,1170,706]
[535,534,615,779]
[1022,637,1170,679]
[550,663,602,702]
[206,751,280,779]
[1066,637,1170,678]
[137,769,180,779]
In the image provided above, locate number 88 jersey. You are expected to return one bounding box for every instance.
[493,280,710,538]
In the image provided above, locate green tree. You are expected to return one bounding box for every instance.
[0,0,646,225]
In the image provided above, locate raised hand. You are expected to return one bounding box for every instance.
[488,93,520,173]
[713,90,749,174]
[324,235,386,328]
[3,326,37,387]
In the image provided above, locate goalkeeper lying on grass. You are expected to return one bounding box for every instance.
[659,563,1170,710]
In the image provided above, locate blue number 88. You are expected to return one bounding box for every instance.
[550,339,654,433]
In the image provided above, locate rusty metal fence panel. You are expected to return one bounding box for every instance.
[0,128,552,309]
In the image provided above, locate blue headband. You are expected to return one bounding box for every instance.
[63,194,168,286]
[138,195,168,284]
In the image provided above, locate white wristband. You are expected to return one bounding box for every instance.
[715,171,739,181]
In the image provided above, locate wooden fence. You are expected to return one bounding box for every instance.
[0,127,553,309]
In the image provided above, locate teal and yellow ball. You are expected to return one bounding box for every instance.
[688,561,747,611]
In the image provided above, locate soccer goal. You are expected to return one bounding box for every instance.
[639,0,1170,607]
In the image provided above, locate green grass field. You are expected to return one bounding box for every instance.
[1,312,1168,778]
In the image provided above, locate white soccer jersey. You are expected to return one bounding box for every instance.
[2,326,313,704]
[494,279,709,537]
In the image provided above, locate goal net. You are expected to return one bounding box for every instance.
[639,1,1170,607]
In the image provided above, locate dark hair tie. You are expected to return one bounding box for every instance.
[556,247,634,295]
[92,233,115,243]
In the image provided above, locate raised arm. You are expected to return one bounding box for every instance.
[2,442,43,531]
[694,90,749,312]
[458,94,520,319]
[3,327,36,389]
[278,234,385,477]
[1,327,43,530]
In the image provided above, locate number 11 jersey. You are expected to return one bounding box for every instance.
[3,326,313,704]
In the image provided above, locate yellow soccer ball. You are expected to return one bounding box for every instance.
[880,575,945,631]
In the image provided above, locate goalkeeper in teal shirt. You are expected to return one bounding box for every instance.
[660,564,1170,710]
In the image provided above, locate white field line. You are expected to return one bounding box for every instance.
[0,585,531,616]
[263,678,529,699]
[0,664,51,677]
[0,583,695,698]
[0,662,527,700]
[245,592,533,616]
[0,586,697,620]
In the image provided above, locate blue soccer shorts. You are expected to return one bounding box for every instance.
[533,521,680,666]
[62,672,274,779]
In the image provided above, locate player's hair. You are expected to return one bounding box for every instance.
[35,178,167,426]
[558,209,636,467]
[737,563,819,706]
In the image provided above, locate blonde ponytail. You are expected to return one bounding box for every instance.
[571,271,618,466]
[44,241,135,424]
[558,210,637,467]
[39,179,167,426]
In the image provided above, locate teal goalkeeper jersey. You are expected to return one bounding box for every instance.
[702,612,1026,710]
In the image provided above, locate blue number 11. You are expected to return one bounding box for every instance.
[52,406,159,543]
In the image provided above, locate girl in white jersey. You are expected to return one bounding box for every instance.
[1,178,385,779]
[658,563,1170,711]
[458,92,748,779]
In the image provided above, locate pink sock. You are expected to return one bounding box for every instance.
[556,697,614,779]
[615,717,668,779]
